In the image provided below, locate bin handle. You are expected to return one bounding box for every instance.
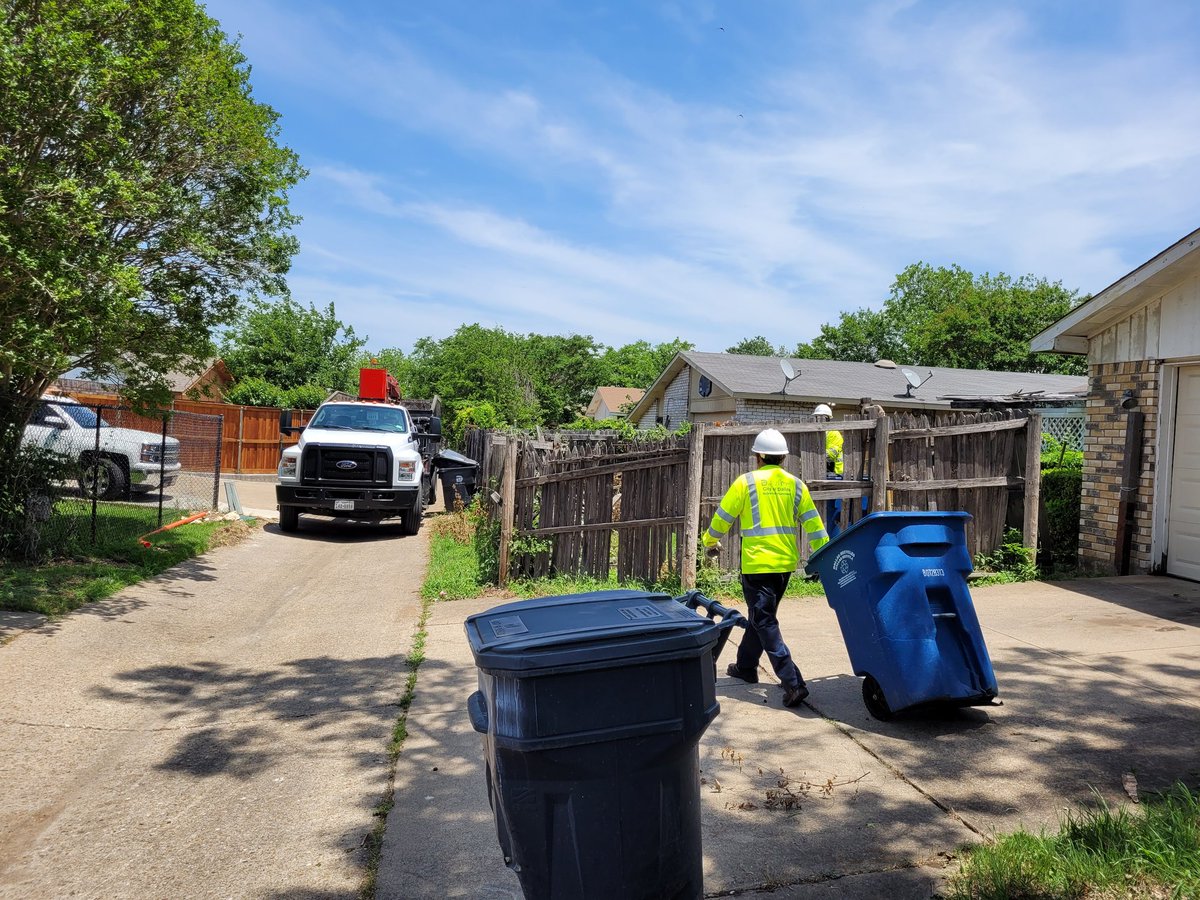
[676,591,747,663]
[468,691,489,734]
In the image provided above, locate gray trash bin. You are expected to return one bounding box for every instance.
[465,589,743,900]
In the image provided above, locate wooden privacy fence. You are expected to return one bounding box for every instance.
[62,391,314,474]
[474,410,1042,587]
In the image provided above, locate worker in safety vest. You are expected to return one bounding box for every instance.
[701,428,829,707]
[814,403,844,539]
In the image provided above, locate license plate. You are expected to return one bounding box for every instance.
[333,500,355,511]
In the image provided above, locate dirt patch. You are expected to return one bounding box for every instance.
[206,518,260,550]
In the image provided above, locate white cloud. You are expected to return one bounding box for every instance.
[208,0,1200,352]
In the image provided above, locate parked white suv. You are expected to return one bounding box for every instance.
[22,396,182,500]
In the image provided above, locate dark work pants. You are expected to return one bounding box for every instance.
[736,572,803,692]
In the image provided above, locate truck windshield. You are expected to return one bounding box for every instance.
[309,404,409,434]
[59,404,110,428]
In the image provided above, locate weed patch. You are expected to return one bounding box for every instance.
[949,783,1200,900]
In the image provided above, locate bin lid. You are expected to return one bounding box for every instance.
[465,590,721,673]
[434,449,478,468]
[805,510,972,572]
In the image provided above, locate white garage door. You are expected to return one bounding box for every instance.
[1167,366,1200,580]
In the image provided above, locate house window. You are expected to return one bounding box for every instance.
[698,376,712,397]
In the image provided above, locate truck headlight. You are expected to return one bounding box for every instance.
[398,460,417,481]
[279,457,298,479]
[140,442,158,463]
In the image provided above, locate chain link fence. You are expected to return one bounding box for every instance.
[3,400,223,561]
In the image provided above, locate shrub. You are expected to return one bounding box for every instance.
[0,442,75,562]
[226,377,287,407]
[1041,466,1082,571]
[975,527,1038,582]
[283,383,328,409]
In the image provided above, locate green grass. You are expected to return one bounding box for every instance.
[422,530,482,599]
[1,505,243,617]
[949,784,1200,900]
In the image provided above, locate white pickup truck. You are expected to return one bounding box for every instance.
[22,396,182,500]
[275,398,440,534]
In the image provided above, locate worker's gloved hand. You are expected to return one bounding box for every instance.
[705,543,721,559]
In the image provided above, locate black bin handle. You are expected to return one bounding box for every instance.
[468,690,489,734]
[675,591,747,663]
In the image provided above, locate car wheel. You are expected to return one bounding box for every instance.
[279,505,300,533]
[78,458,125,501]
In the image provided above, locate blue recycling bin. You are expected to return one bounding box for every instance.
[804,511,998,720]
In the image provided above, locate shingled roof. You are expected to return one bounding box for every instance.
[628,351,1087,421]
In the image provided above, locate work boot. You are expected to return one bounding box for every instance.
[725,663,758,684]
[782,683,810,707]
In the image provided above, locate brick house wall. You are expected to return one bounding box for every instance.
[734,398,813,423]
[661,369,689,427]
[1079,360,1159,573]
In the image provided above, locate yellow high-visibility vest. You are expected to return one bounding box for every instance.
[702,465,829,573]
[826,429,844,476]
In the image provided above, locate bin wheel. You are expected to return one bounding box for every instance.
[862,675,893,721]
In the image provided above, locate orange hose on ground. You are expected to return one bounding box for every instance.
[138,511,209,548]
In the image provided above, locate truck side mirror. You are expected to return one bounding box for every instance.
[43,414,67,429]
[427,416,442,439]
[280,409,292,432]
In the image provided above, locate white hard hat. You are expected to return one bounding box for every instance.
[751,428,788,456]
[813,403,833,418]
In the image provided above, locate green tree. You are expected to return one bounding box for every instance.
[599,338,693,388]
[0,0,302,481]
[221,299,364,391]
[524,333,608,426]
[404,325,541,436]
[795,264,1085,374]
[726,336,785,356]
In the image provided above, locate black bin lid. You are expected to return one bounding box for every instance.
[465,590,719,673]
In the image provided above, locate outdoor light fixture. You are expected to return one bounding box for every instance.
[1120,389,1138,410]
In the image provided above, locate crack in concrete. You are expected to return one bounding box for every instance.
[703,852,956,897]
[803,696,988,840]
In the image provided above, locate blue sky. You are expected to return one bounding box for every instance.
[201,0,1200,355]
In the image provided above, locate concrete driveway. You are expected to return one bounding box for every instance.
[379,576,1200,899]
[0,514,430,900]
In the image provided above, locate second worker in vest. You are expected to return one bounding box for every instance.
[814,403,844,539]
[701,428,829,707]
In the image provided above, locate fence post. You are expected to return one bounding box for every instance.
[1023,412,1042,553]
[91,406,101,546]
[498,437,519,586]
[870,413,890,513]
[212,415,224,510]
[681,424,706,589]
[157,415,167,527]
[236,406,245,474]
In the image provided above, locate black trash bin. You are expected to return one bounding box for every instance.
[434,449,479,507]
[465,589,742,900]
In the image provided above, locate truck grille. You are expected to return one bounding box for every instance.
[144,446,180,465]
[300,444,392,486]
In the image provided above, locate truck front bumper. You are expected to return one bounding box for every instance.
[276,483,420,517]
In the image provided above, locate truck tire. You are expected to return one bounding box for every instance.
[279,505,300,533]
[78,457,125,501]
[401,500,423,535]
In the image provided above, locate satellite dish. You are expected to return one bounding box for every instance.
[899,368,934,398]
[777,358,800,394]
